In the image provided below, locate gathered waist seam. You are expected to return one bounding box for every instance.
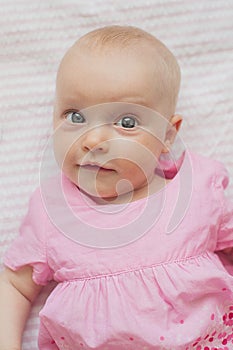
[58,251,213,283]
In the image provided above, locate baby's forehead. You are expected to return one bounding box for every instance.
[57,39,165,94]
[60,38,169,84]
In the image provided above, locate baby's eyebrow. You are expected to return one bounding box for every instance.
[62,103,81,110]
[117,96,148,106]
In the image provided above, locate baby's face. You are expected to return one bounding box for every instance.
[53,46,177,203]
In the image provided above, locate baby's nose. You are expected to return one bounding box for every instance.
[81,126,110,153]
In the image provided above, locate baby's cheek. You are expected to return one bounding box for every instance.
[54,129,79,161]
[53,139,64,168]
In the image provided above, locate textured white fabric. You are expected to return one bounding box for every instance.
[0,1,233,348]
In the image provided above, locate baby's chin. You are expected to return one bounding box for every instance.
[73,178,136,205]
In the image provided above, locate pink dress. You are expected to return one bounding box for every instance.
[4,150,233,350]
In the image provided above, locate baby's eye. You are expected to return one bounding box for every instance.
[115,115,138,129]
[66,112,85,124]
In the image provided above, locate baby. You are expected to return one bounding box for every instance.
[0,25,233,350]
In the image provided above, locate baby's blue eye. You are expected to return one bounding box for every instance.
[116,115,138,129]
[66,112,85,124]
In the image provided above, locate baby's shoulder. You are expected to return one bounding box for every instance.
[26,175,62,219]
[190,150,224,170]
[188,150,229,187]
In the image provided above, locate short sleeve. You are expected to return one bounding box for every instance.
[214,164,233,251]
[3,188,54,285]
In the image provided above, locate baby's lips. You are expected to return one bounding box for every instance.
[78,162,117,174]
[81,164,114,172]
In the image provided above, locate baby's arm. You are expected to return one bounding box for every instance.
[0,266,42,350]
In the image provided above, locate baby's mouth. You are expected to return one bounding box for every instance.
[78,163,115,173]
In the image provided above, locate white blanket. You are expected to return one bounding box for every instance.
[0,1,233,348]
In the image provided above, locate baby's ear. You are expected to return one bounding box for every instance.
[162,114,182,153]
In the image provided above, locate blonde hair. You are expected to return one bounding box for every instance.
[79,25,164,49]
[70,26,181,116]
